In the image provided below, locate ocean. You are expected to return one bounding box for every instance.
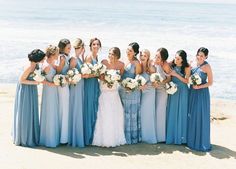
[0,0,236,100]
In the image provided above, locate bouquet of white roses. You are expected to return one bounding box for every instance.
[165,81,178,95]
[53,74,67,87]
[103,69,121,88]
[121,77,139,92]
[32,68,46,82]
[66,68,81,85]
[92,63,107,76]
[80,63,94,75]
[135,74,147,87]
[189,73,202,85]
[150,72,164,83]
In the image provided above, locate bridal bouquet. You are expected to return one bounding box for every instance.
[53,74,67,87]
[32,68,46,82]
[121,77,139,92]
[92,63,107,76]
[165,81,178,95]
[103,69,121,88]
[189,73,202,85]
[135,74,147,87]
[80,63,94,75]
[150,72,164,83]
[66,68,81,85]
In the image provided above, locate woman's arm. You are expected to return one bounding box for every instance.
[20,66,39,85]
[56,55,65,73]
[135,61,142,75]
[161,63,171,84]
[193,64,213,89]
[170,67,191,84]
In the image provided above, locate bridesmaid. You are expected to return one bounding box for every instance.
[83,37,101,145]
[56,38,71,144]
[13,49,45,147]
[166,50,190,144]
[153,48,171,142]
[139,49,157,144]
[68,38,85,147]
[39,45,60,148]
[119,42,142,144]
[187,47,213,151]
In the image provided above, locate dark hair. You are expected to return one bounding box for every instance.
[157,47,168,61]
[172,50,190,75]
[110,47,121,59]
[197,47,209,57]
[58,38,70,54]
[129,42,139,56]
[89,37,102,50]
[28,49,45,62]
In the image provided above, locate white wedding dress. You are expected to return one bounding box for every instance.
[92,80,126,147]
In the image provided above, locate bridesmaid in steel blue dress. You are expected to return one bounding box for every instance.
[166,50,190,144]
[39,45,60,148]
[139,49,157,144]
[187,47,213,152]
[68,38,85,147]
[56,39,71,144]
[119,42,142,144]
[153,48,171,142]
[13,49,45,147]
[83,38,101,145]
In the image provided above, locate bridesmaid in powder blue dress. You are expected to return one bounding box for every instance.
[13,49,45,147]
[56,39,71,144]
[139,49,157,144]
[187,47,213,152]
[40,45,60,148]
[119,42,142,144]
[153,48,171,143]
[166,50,190,144]
[83,38,101,145]
[68,38,85,147]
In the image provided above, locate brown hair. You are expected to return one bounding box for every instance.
[110,47,121,59]
[46,45,59,58]
[73,38,85,49]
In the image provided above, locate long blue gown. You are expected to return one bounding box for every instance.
[187,61,211,151]
[13,69,40,147]
[83,58,100,145]
[166,66,189,144]
[39,64,60,147]
[140,72,157,144]
[119,63,141,144]
[68,57,85,147]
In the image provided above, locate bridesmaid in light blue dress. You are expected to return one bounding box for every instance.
[56,39,71,144]
[13,49,45,147]
[83,38,101,145]
[166,50,190,144]
[187,47,213,152]
[68,38,85,147]
[119,42,142,144]
[40,45,60,148]
[139,49,157,144]
[153,48,171,142]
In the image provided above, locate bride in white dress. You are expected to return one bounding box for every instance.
[92,47,126,147]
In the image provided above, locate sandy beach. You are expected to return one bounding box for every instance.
[0,83,236,169]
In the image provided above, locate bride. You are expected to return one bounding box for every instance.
[92,47,126,147]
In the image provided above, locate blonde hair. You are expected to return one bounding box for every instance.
[141,49,152,73]
[46,45,59,58]
[73,38,85,49]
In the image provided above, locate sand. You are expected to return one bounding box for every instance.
[0,83,236,169]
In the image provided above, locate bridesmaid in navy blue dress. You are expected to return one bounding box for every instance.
[83,38,101,145]
[13,49,46,147]
[166,50,190,144]
[68,38,85,147]
[187,47,213,151]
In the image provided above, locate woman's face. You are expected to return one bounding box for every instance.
[126,46,135,60]
[91,40,101,53]
[174,54,183,66]
[108,49,116,61]
[155,51,162,64]
[140,51,149,63]
[196,51,207,64]
[64,44,71,55]
[75,46,84,55]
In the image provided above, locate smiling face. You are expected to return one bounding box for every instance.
[155,51,162,64]
[108,49,116,61]
[140,50,150,64]
[90,40,101,53]
[126,46,135,60]
[64,43,71,55]
[196,51,207,64]
[174,54,183,66]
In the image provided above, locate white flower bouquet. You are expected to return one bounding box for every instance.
[135,74,147,87]
[53,74,67,87]
[189,73,202,85]
[165,81,178,95]
[66,68,81,85]
[92,63,107,76]
[103,69,121,88]
[121,77,139,92]
[32,68,46,82]
[150,72,164,83]
[80,63,94,75]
